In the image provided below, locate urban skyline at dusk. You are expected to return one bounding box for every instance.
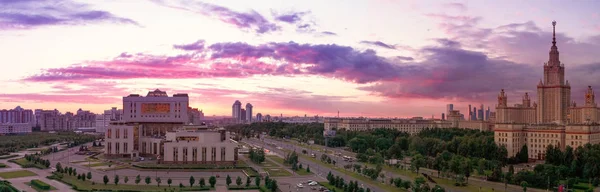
[2,0,600,117]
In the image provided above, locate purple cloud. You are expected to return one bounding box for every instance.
[360,41,396,49]
[174,40,206,51]
[151,0,279,34]
[0,0,138,30]
[274,11,309,24]
[321,31,337,36]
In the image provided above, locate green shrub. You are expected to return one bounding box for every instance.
[31,179,50,190]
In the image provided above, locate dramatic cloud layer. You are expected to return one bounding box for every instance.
[0,0,137,30]
[23,33,600,105]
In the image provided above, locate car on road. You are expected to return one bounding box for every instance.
[297,183,305,188]
[308,181,318,186]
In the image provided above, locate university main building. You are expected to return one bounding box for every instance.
[494,22,600,159]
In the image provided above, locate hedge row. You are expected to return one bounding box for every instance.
[227,186,261,190]
[31,179,50,190]
[0,154,18,160]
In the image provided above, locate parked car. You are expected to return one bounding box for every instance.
[297,183,305,188]
[308,181,318,186]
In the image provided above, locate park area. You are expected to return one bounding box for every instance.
[0,170,37,179]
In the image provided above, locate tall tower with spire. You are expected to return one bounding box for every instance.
[537,21,571,124]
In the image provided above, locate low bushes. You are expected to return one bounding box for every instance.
[31,179,51,190]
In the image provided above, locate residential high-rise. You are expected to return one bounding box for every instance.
[245,103,253,122]
[256,113,263,122]
[232,100,242,120]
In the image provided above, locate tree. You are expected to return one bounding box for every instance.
[199,177,205,187]
[307,165,311,173]
[68,167,73,176]
[270,180,278,191]
[255,176,261,186]
[167,178,172,187]
[87,172,92,180]
[55,162,62,173]
[411,154,426,174]
[189,176,195,187]
[517,145,529,163]
[236,176,242,186]
[114,175,119,185]
[124,176,129,184]
[209,176,217,188]
[521,181,528,192]
[246,177,251,187]
[155,177,161,187]
[103,175,109,185]
[226,175,232,186]
[145,176,151,185]
[135,175,141,185]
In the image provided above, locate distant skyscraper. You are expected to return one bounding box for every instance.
[256,113,263,122]
[468,104,472,120]
[245,103,253,122]
[478,104,484,121]
[441,113,445,120]
[472,107,477,120]
[485,107,491,121]
[446,104,454,114]
[265,114,271,122]
[232,100,242,120]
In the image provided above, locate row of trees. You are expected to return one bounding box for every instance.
[0,132,98,155]
[227,122,326,144]
[24,154,50,168]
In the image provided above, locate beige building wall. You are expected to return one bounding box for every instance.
[105,125,135,156]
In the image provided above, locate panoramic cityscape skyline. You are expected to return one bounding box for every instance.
[2,0,600,117]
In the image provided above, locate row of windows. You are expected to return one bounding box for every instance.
[172,147,226,162]
[106,142,129,154]
[106,128,128,139]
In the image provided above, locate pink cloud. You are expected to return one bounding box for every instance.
[0,93,119,104]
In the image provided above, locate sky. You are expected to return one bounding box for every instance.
[1,0,600,118]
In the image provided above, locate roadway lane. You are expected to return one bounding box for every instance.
[242,139,385,192]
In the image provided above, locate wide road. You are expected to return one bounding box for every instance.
[260,137,549,192]
[242,138,386,192]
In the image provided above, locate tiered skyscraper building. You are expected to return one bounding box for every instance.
[231,100,254,123]
[494,21,600,159]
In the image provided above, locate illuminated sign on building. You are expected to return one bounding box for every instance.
[141,103,171,114]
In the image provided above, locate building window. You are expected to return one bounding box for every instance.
[183,147,188,163]
[124,129,128,139]
[115,142,120,154]
[153,143,157,154]
[142,142,146,154]
[107,129,112,139]
[211,147,216,162]
[173,147,178,162]
[193,148,198,162]
[202,147,207,162]
[221,147,226,161]
[116,129,120,139]
[107,142,112,154]
[124,143,128,153]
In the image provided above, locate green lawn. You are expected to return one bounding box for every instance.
[295,168,313,176]
[0,163,7,168]
[0,170,38,179]
[0,154,19,160]
[319,182,350,192]
[267,156,285,165]
[49,173,212,191]
[83,162,109,167]
[263,168,292,177]
[9,158,47,169]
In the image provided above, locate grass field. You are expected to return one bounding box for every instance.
[263,168,292,177]
[0,170,38,179]
[0,154,19,160]
[0,163,7,168]
[83,162,109,167]
[49,173,212,191]
[9,158,47,169]
[267,156,285,165]
[295,168,313,176]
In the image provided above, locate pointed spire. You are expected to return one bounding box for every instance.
[548,21,560,66]
[552,20,556,46]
